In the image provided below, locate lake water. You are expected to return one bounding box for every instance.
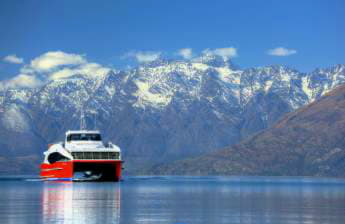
[0,176,344,224]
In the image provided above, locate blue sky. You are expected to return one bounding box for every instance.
[0,0,344,81]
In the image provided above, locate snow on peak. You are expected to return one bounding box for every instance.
[1,105,30,132]
[2,59,345,120]
[133,80,172,108]
[215,66,241,84]
[192,54,231,68]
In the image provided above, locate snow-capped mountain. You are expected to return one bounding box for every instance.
[0,57,344,174]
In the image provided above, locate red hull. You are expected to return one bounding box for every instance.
[40,160,122,181]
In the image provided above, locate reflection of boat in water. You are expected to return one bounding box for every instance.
[40,130,123,181]
[42,182,121,223]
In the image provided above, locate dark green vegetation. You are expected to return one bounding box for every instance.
[150,85,345,177]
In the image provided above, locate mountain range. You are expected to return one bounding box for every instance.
[150,85,345,177]
[0,55,344,174]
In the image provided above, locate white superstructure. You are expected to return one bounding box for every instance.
[42,130,121,164]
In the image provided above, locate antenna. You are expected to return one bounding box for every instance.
[80,108,86,130]
[94,113,97,130]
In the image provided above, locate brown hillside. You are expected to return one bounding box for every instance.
[152,85,345,177]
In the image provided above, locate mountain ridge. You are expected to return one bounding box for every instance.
[0,58,344,174]
[149,84,345,177]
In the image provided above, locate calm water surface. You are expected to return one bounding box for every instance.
[0,176,344,224]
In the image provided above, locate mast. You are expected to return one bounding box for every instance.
[94,113,97,130]
[80,108,86,130]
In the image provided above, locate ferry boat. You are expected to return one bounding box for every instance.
[40,130,122,181]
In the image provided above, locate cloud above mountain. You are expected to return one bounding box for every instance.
[202,47,238,60]
[1,47,240,90]
[123,51,162,63]
[0,51,111,90]
[267,47,297,56]
[49,63,110,80]
[0,74,42,90]
[178,48,193,59]
[3,54,24,64]
[30,51,87,71]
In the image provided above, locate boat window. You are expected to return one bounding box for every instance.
[48,152,70,164]
[67,134,102,141]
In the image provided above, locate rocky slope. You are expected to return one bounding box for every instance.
[151,85,345,177]
[0,56,344,174]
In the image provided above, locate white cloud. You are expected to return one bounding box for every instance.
[123,51,161,63]
[49,63,110,80]
[27,51,111,81]
[0,51,112,90]
[78,63,111,78]
[3,54,24,64]
[30,51,86,71]
[0,74,42,90]
[19,65,36,75]
[267,47,297,56]
[202,47,238,59]
[48,68,74,80]
[178,48,193,59]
